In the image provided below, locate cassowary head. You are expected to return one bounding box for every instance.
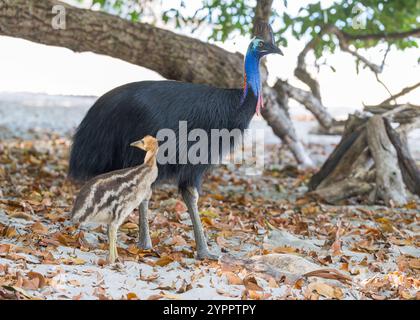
[249,22,283,58]
[242,23,283,114]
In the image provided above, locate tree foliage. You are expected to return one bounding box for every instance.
[82,0,420,55]
[283,0,420,57]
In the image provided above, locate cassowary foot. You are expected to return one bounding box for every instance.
[137,237,153,251]
[138,200,152,251]
[196,249,219,261]
[108,250,118,264]
[108,225,118,264]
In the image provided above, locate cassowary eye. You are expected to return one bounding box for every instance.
[258,42,264,48]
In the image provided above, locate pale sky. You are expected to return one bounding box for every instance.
[0,0,418,118]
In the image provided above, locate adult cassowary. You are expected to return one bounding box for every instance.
[69,23,282,260]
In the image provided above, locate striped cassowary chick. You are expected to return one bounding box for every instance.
[71,135,158,263]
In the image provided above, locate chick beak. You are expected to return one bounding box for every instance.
[130,140,145,150]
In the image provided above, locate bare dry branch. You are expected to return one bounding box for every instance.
[330,26,383,74]
[379,82,420,105]
[294,36,323,102]
[279,80,334,129]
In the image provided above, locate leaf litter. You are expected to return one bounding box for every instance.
[0,134,419,300]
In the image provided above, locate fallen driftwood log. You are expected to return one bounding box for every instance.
[308,104,420,205]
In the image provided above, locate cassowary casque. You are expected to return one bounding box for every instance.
[69,23,283,260]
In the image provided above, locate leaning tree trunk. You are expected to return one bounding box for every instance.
[0,0,314,168]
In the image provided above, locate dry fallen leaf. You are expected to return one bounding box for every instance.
[27,272,46,289]
[72,293,83,300]
[159,293,182,300]
[307,282,343,299]
[176,279,192,293]
[225,272,243,285]
[5,226,17,238]
[68,279,81,287]
[4,285,35,299]
[97,258,107,266]
[31,221,48,234]
[243,275,263,291]
[0,244,12,254]
[247,290,266,300]
[21,277,40,291]
[61,258,86,265]
[408,258,420,270]
[271,246,298,254]
[127,292,139,300]
[139,272,159,282]
[154,255,174,267]
[399,290,414,300]
[304,268,352,284]
[375,217,394,233]
[171,235,187,246]
[126,244,140,256]
[331,239,342,256]
[120,222,139,231]
[268,277,279,288]
[201,216,214,227]
[210,194,225,201]
[8,212,33,221]
[371,293,386,300]
[403,201,417,210]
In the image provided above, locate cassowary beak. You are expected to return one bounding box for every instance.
[269,43,283,56]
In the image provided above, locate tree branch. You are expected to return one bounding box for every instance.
[330,26,382,74]
[294,35,323,102]
[279,80,334,129]
[0,0,244,88]
[341,28,420,42]
[379,82,420,105]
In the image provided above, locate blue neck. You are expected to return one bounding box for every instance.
[241,49,261,105]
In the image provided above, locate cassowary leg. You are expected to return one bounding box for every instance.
[107,224,118,264]
[181,187,218,260]
[138,199,152,250]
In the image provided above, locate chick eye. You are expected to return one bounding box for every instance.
[258,42,264,48]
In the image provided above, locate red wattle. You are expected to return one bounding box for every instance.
[256,93,264,115]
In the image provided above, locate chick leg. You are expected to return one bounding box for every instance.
[138,198,153,250]
[181,187,218,260]
[108,224,118,264]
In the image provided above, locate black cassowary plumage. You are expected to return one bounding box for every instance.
[69,80,257,191]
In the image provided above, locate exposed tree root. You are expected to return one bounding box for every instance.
[308,105,420,206]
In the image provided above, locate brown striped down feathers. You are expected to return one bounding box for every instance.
[70,136,158,225]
